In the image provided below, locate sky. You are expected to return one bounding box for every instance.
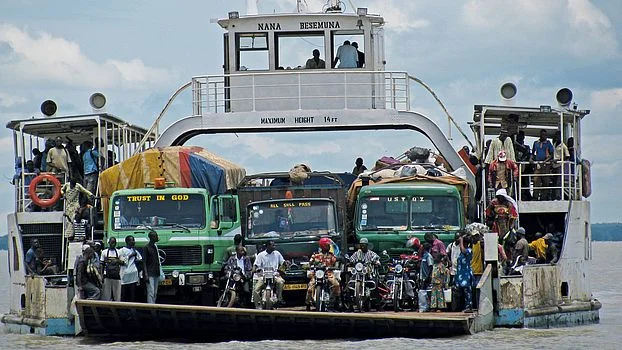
[0,0,620,233]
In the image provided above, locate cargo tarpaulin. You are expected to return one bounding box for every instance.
[100,146,245,197]
[99,146,246,229]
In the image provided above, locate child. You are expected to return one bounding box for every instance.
[430,255,448,312]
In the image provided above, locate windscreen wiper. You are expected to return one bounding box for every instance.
[168,223,191,233]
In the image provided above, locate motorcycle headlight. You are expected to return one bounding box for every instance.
[233,273,242,282]
[355,262,364,272]
[395,264,403,274]
[172,270,180,278]
[315,269,325,279]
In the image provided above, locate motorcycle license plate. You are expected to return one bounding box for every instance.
[160,279,173,286]
[283,283,307,291]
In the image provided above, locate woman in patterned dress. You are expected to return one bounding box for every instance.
[429,256,449,311]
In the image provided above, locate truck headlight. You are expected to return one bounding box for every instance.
[187,274,206,285]
[172,270,180,278]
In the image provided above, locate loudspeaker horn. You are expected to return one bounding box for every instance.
[556,88,573,107]
[500,82,517,100]
[40,100,57,117]
[89,92,107,110]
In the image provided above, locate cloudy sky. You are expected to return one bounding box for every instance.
[0,0,620,233]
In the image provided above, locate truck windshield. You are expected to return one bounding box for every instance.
[358,195,460,231]
[112,193,206,230]
[247,199,337,239]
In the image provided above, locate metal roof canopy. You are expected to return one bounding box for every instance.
[471,105,590,139]
[6,113,152,145]
[154,109,475,189]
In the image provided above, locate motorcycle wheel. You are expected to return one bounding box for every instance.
[315,287,325,312]
[393,281,401,312]
[217,291,229,308]
[264,289,273,310]
[226,290,237,308]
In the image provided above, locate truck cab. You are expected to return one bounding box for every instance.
[107,183,239,304]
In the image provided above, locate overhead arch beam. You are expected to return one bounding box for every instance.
[155,109,474,188]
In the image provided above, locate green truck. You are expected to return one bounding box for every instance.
[107,185,240,303]
[349,175,471,257]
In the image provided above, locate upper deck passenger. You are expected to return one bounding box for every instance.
[352,42,365,68]
[332,40,358,68]
[305,49,326,69]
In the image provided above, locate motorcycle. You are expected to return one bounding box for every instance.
[347,261,376,312]
[311,265,333,312]
[384,256,418,311]
[253,267,279,310]
[217,267,246,308]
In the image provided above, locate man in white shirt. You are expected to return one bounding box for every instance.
[332,40,358,68]
[119,235,142,302]
[252,240,285,307]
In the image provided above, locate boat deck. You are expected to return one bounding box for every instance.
[76,300,477,340]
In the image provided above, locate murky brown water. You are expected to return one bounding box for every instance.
[1,242,620,349]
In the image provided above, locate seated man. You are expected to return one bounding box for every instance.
[252,241,285,308]
[35,247,58,275]
[225,245,253,302]
[306,237,340,310]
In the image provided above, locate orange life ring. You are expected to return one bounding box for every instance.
[28,173,62,208]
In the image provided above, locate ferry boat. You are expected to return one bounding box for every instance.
[2,1,599,339]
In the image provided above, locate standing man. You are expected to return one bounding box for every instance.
[120,235,142,302]
[305,49,326,69]
[142,231,162,304]
[252,240,285,308]
[488,150,519,194]
[532,129,555,200]
[512,227,529,266]
[100,237,122,301]
[352,157,367,176]
[222,234,243,263]
[351,42,365,68]
[82,140,100,196]
[332,40,358,68]
[484,129,515,165]
[46,136,71,178]
[551,131,570,200]
[25,239,40,275]
[76,245,102,300]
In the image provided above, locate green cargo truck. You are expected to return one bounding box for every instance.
[349,175,471,257]
[107,184,239,304]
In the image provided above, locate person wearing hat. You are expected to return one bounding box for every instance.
[529,233,553,263]
[512,227,529,265]
[484,129,515,165]
[488,150,519,194]
[485,188,518,238]
[349,237,380,266]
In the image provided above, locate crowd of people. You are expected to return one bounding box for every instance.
[476,121,576,202]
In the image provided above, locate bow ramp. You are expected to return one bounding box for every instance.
[76,300,482,340]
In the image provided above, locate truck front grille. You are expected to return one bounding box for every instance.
[160,246,202,266]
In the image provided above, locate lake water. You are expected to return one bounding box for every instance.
[1,242,620,349]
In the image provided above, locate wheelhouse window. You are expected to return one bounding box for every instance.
[237,33,269,71]
[275,32,325,70]
[331,32,364,68]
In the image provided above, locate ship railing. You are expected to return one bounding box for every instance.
[15,172,67,213]
[486,160,582,203]
[191,70,410,115]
